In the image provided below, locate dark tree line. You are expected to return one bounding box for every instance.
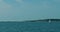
[28,19,60,22]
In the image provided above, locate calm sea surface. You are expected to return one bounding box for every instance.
[0,21,60,32]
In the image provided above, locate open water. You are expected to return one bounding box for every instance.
[0,21,60,32]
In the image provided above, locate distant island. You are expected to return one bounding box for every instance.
[27,19,60,22]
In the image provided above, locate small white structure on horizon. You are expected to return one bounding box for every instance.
[49,19,51,23]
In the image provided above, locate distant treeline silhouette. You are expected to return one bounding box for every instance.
[27,19,60,22]
[38,19,60,21]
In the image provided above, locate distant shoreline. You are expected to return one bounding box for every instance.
[0,19,60,22]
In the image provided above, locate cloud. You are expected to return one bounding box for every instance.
[0,0,11,9]
[0,0,59,9]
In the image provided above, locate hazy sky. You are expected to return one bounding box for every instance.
[0,0,60,21]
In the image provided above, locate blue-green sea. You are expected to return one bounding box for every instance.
[0,21,60,32]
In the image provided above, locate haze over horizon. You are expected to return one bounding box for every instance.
[0,0,60,21]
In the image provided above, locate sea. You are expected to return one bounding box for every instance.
[0,21,60,32]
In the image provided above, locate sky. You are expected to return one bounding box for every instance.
[0,0,60,21]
